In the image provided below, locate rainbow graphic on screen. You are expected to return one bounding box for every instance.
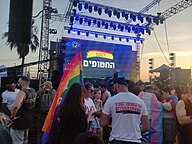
[86,50,114,60]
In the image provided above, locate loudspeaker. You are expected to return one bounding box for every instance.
[8,0,33,44]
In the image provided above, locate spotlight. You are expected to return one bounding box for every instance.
[95,33,98,38]
[70,16,74,23]
[79,17,83,24]
[146,16,151,24]
[126,38,129,42]
[122,11,125,17]
[134,39,137,43]
[105,8,108,14]
[140,27,144,35]
[72,9,76,15]
[105,23,109,29]
[130,13,136,22]
[111,35,114,40]
[78,3,83,11]
[84,17,88,23]
[125,25,129,30]
[119,37,122,41]
[73,1,77,7]
[67,29,70,34]
[84,3,88,10]
[102,21,106,27]
[88,5,93,13]
[97,21,101,27]
[138,14,144,23]
[103,35,107,39]
[113,24,116,30]
[140,40,143,44]
[113,9,117,16]
[93,19,97,25]
[75,15,79,21]
[94,6,98,12]
[88,19,92,26]
[118,24,121,30]
[77,31,80,35]
[108,10,112,17]
[86,32,89,37]
[134,27,139,34]
[117,12,120,19]
[120,26,124,32]
[110,22,114,28]
[98,7,102,15]
[125,13,129,20]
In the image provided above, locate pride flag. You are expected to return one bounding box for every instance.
[138,92,163,144]
[42,50,83,144]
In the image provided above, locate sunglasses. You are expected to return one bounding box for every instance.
[88,89,94,93]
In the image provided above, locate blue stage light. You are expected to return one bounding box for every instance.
[134,39,137,43]
[95,33,98,38]
[105,23,109,29]
[125,13,129,20]
[75,15,79,21]
[103,35,107,39]
[94,6,98,12]
[113,24,116,30]
[97,21,101,27]
[122,11,125,17]
[68,29,70,34]
[120,26,124,32]
[117,12,120,19]
[102,21,105,27]
[113,9,117,16]
[88,19,92,26]
[88,5,93,13]
[146,16,151,24]
[138,14,144,23]
[111,35,114,40]
[130,13,136,22]
[79,17,83,24]
[70,16,74,23]
[73,1,77,7]
[84,17,88,23]
[93,19,97,25]
[110,22,113,28]
[78,3,83,11]
[105,8,108,14]
[72,9,76,15]
[108,10,112,17]
[126,38,129,42]
[98,7,102,15]
[77,31,80,35]
[125,25,129,30]
[84,3,88,10]
[86,32,89,37]
[140,27,144,35]
[119,37,122,41]
[118,24,121,30]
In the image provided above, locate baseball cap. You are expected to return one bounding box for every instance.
[112,77,128,86]
[42,81,53,87]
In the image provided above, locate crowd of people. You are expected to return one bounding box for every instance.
[0,75,192,144]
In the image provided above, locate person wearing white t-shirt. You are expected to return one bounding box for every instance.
[2,79,19,121]
[100,77,149,144]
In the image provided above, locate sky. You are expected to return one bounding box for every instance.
[0,0,191,81]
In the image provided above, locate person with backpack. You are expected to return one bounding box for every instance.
[37,81,56,144]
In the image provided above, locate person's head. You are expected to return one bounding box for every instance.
[144,85,154,93]
[73,132,104,144]
[112,77,128,93]
[160,86,170,99]
[42,81,53,90]
[98,83,107,93]
[17,76,30,90]
[59,83,84,117]
[84,82,94,99]
[6,79,16,91]
[93,88,101,100]
[133,86,141,96]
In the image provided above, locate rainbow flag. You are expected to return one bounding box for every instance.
[42,50,83,144]
[138,92,163,144]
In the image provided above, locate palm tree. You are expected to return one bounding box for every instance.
[2,19,39,74]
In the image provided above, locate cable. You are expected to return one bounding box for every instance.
[153,29,170,65]
[164,20,170,53]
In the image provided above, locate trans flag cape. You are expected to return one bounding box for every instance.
[138,92,163,144]
[41,50,83,144]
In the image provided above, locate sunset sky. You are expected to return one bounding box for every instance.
[0,0,191,81]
